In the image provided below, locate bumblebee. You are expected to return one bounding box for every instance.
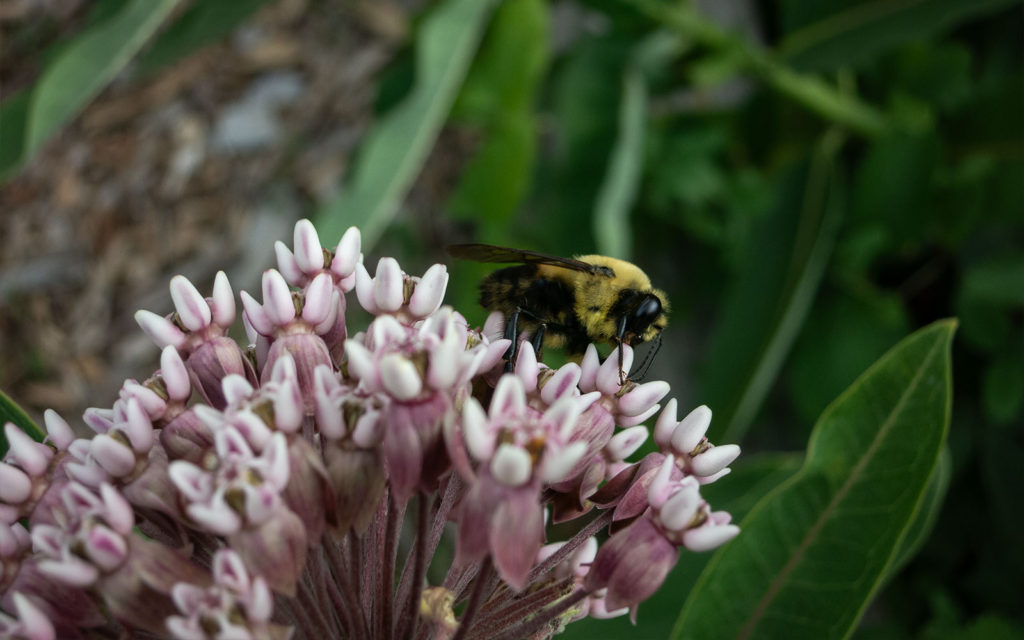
[446,244,668,378]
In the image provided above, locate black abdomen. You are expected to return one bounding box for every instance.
[479,265,591,355]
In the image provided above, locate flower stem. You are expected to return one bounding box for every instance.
[338,535,371,638]
[395,492,430,640]
[381,493,405,640]
[297,569,336,636]
[528,509,614,582]
[474,578,575,636]
[320,546,355,635]
[492,589,589,640]
[451,558,493,640]
[355,528,375,634]
[371,492,390,637]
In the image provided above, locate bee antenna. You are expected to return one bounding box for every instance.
[629,333,662,382]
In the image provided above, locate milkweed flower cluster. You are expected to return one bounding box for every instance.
[0,220,740,640]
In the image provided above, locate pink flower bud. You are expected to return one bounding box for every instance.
[0,462,32,504]
[134,310,187,349]
[331,226,361,280]
[4,423,51,476]
[158,346,191,403]
[690,443,741,477]
[42,410,74,450]
[584,517,679,611]
[1,592,56,640]
[408,263,448,317]
[540,362,582,405]
[671,404,712,454]
[293,219,324,274]
[210,271,236,328]
[262,269,297,326]
[90,435,136,478]
[169,275,212,331]
[618,380,670,418]
[491,445,531,487]
[683,522,740,552]
[276,240,303,285]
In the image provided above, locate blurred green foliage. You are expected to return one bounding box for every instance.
[1,0,1021,637]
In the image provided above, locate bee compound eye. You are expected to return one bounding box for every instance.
[633,296,661,324]
[624,295,662,339]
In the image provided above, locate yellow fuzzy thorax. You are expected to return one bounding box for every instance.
[536,255,664,344]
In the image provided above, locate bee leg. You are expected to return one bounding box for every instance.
[615,315,628,385]
[617,339,626,385]
[503,308,522,372]
[530,323,546,360]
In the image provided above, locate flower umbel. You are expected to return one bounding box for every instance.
[0,220,740,639]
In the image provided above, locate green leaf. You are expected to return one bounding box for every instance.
[0,90,31,183]
[593,65,646,259]
[0,389,44,455]
[25,0,182,155]
[703,131,846,444]
[779,0,1021,72]
[135,0,270,76]
[674,319,956,640]
[315,0,498,251]
[885,445,951,579]
[447,0,549,236]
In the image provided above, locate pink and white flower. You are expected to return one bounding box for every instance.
[0,219,740,639]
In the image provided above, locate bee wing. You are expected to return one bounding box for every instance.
[446,244,612,276]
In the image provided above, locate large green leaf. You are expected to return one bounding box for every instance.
[674,319,956,640]
[779,0,1021,72]
[703,132,846,444]
[25,0,182,155]
[884,445,951,580]
[0,389,44,455]
[315,0,498,251]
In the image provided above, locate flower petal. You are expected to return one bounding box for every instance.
[293,219,324,274]
[671,405,712,455]
[491,444,532,487]
[170,275,212,331]
[379,354,422,401]
[135,310,187,348]
[408,264,448,317]
[210,271,236,328]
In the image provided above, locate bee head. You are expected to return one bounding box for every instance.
[614,291,667,345]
